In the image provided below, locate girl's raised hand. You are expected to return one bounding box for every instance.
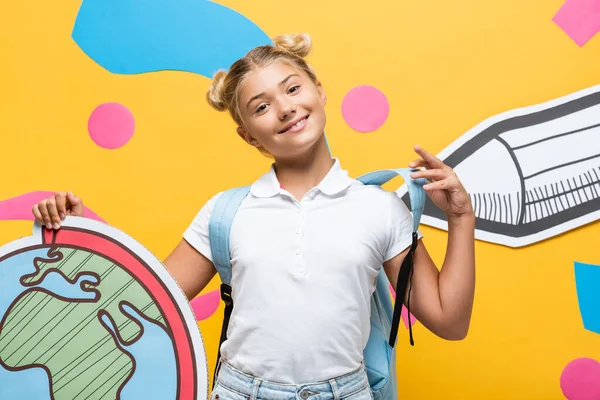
[409,145,473,220]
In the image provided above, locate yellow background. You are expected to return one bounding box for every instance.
[1,1,599,399]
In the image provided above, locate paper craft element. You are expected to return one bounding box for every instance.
[0,192,104,223]
[574,261,600,334]
[98,302,177,398]
[341,86,389,133]
[397,84,600,247]
[71,0,272,78]
[560,358,600,400]
[401,306,417,330]
[0,217,208,400]
[389,284,418,329]
[88,103,135,150]
[190,289,220,321]
[553,0,600,47]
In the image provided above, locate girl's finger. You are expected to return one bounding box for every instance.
[410,168,452,181]
[408,158,427,169]
[55,192,67,220]
[414,145,446,169]
[423,177,458,191]
[38,201,52,229]
[67,191,84,216]
[46,198,61,229]
[32,204,43,225]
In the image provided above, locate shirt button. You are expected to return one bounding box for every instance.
[296,229,301,234]
[296,249,301,255]
[300,390,309,400]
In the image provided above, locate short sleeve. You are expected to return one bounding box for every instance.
[183,192,223,262]
[383,191,424,262]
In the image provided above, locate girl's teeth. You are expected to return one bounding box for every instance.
[281,117,306,133]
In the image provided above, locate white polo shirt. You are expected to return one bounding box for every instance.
[184,158,419,384]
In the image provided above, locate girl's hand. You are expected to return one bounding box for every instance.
[32,191,84,229]
[409,145,473,220]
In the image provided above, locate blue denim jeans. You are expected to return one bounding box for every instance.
[212,361,374,400]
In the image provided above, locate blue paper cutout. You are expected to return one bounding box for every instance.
[72,0,272,78]
[574,261,600,335]
[0,248,99,399]
[99,302,177,399]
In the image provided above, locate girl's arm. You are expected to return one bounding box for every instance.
[383,145,475,341]
[384,218,475,340]
[32,192,218,301]
[164,239,217,300]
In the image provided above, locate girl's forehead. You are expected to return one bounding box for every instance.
[250,63,302,84]
[240,63,304,96]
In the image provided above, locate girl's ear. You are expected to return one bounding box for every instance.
[237,127,260,147]
[317,81,327,106]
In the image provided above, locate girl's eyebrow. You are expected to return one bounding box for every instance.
[246,74,300,110]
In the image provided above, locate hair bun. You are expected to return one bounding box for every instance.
[273,33,312,58]
[206,70,228,111]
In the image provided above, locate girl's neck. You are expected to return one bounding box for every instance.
[273,135,334,201]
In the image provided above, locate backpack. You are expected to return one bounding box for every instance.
[208,168,426,400]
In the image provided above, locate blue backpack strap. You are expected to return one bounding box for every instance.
[356,168,426,232]
[209,186,251,285]
[357,168,427,347]
[207,185,251,387]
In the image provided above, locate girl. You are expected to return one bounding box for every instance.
[33,33,475,400]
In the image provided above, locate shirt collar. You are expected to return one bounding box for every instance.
[250,158,353,198]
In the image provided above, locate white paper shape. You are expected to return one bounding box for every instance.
[397,84,600,247]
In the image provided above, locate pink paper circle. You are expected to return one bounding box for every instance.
[88,102,135,149]
[560,358,600,400]
[341,85,389,133]
[190,289,221,321]
[389,284,418,328]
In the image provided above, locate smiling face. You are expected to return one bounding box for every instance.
[236,62,328,160]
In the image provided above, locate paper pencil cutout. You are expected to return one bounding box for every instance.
[397,85,600,247]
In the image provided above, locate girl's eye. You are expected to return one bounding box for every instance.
[255,104,268,114]
[288,85,301,94]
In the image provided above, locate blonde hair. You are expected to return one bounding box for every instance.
[206,33,318,155]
